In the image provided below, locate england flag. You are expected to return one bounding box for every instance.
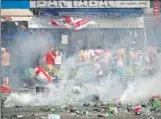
[50,17,96,30]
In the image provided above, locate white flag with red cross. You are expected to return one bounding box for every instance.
[50,17,96,30]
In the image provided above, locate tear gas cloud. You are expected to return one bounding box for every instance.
[8,30,53,87]
[4,15,161,107]
[5,64,161,107]
[11,30,53,69]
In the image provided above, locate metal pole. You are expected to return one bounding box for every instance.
[143,15,147,49]
[0,0,2,117]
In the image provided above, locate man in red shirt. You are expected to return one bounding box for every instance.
[42,48,57,73]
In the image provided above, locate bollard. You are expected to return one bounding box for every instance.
[36,86,45,93]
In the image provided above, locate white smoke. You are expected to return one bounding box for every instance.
[4,55,124,107]
[4,15,161,107]
[121,71,161,102]
[5,55,161,107]
[9,30,53,87]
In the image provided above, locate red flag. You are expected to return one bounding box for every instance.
[73,18,96,30]
[50,17,95,30]
[0,85,12,93]
[65,16,72,23]
[153,0,160,24]
[50,17,73,29]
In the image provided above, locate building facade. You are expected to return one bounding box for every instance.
[29,1,150,51]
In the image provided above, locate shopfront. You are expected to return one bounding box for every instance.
[1,0,33,41]
[29,1,150,52]
[1,0,34,79]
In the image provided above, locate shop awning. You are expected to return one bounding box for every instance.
[1,9,33,22]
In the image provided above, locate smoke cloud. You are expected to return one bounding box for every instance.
[8,30,53,87]
[3,15,161,107]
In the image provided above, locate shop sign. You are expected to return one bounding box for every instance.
[30,0,150,8]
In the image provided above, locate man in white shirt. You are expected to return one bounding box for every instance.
[94,48,103,61]
[55,50,63,69]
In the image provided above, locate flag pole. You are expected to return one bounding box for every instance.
[0,0,2,119]
[143,15,147,49]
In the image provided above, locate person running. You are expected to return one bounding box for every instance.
[55,50,63,69]
[0,47,11,86]
[118,48,125,62]
[42,47,57,73]
[94,59,103,84]
[79,46,90,63]
[116,59,126,81]
[94,46,103,61]
[129,48,136,66]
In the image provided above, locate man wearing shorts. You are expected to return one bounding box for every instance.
[0,47,10,86]
[42,48,56,73]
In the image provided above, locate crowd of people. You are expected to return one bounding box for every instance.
[26,44,159,86]
[0,43,159,93]
[0,46,63,92]
[34,47,63,84]
[78,45,159,82]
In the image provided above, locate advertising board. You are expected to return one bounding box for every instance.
[40,8,143,17]
[30,0,150,8]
